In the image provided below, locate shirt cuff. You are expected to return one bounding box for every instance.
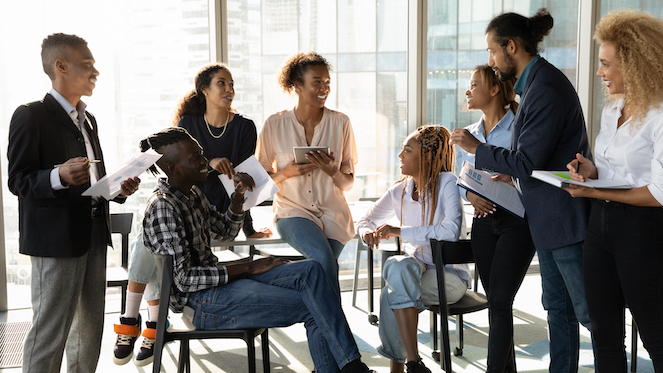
[50,168,68,190]
[400,226,414,245]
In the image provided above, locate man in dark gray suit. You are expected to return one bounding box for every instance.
[450,9,593,373]
[7,33,140,373]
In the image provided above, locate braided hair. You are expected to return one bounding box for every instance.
[400,125,454,226]
[139,127,198,175]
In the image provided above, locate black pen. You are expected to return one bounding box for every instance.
[576,151,583,175]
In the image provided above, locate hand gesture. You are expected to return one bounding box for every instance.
[363,231,381,249]
[566,153,597,182]
[376,224,401,240]
[233,172,255,195]
[467,193,496,218]
[449,129,482,154]
[490,173,513,185]
[281,161,318,179]
[209,157,235,178]
[305,151,337,177]
[119,177,141,197]
[58,157,91,186]
[248,257,288,275]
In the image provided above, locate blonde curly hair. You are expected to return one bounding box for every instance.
[594,9,663,122]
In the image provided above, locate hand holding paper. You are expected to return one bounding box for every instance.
[219,156,280,209]
[82,150,162,200]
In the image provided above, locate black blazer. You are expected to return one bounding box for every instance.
[475,58,591,251]
[7,93,118,257]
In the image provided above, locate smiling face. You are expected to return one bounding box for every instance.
[597,42,624,95]
[466,70,495,111]
[398,134,421,178]
[203,69,235,111]
[486,32,517,82]
[295,64,330,109]
[61,46,99,99]
[171,139,209,186]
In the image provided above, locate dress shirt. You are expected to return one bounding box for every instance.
[256,107,358,243]
[595,98,663,205]
[514,55,540,96]
[142,178,244,312]
[356,172,470,285]
[455,110,515,200]
[48,88,100,190]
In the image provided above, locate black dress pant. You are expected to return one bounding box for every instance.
[584,200,663,373]
[471,208,536,373]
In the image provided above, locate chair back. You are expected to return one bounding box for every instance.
[110,213,133,269]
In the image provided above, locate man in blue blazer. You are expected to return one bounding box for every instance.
[451,9,593,373]
[7,33,140,373]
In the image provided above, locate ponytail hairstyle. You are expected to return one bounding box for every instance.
[473,64,519,114]
[486,8,554,57]
[173,63,232,126]
[399,125,454,226]
[139,127,198,175]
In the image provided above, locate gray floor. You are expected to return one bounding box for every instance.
[0,267,653,373]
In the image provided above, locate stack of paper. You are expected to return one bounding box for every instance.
[457,161,525,219]
[531,170,630,189]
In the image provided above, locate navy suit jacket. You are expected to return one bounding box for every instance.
[7,93,119,257]
[475,58,591,251]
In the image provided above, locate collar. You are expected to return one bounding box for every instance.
[477,109,515,137]
[158,178,193,204]
[514,55,540,96]
[49,88,86,116]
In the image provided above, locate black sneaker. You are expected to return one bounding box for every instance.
[113,315,141,365]
[134,321,157,366]
[406,358,432,373]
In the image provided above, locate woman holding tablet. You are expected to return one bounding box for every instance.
[256,51,358,297]
[565,10,663,370]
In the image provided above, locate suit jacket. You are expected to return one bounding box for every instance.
[7,93,118,257]
[475,58,591,251]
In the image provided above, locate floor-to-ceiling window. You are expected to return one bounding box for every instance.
[0,0,213,309]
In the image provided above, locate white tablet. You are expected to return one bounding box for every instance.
[293,146,330,164]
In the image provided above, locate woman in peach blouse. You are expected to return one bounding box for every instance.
[256,52,358,297]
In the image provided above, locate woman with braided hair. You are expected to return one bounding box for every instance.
[357,125,470,373]
[455,64,535,373]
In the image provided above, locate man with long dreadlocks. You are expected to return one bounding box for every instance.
[138,127,376,373]
[357,125,470,373]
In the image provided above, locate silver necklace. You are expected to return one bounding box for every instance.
[204,110,230,139]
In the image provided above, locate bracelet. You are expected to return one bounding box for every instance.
[230,192,247,205]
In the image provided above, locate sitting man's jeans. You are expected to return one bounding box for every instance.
[538,242,593,373]
[187,259,361,373]
[377,255,467,363]
[128,230,161,301]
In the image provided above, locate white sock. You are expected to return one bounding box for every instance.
[122,290,143,319]
[148,304,160,323]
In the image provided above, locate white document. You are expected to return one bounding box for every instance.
[531,170,630,189]
[83,150,162,199]
[219,155,280,209]
[457,161,526,219]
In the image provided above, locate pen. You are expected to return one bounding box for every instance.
[576,151,583,175]
[54,160,101,168]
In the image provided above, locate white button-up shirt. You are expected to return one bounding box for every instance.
[595,98,663,205]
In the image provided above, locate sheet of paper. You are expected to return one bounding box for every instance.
[219,155,280,209]
[531,170,630,189]
[457,161,526,219]
[82,150,162,199]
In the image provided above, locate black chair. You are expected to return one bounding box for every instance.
[427,239,488,373]
[152,255,270,373]
[106,212,133,313]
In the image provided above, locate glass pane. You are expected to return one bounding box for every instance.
[0,0,211,309]
[427,0,580,132]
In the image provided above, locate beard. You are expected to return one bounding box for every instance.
[494,48,518,82]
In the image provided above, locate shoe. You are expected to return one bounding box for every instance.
[406,358,431,373]
[113,315,141,365]
[134,321,157,366]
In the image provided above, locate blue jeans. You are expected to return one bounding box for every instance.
[187,260,359,373]
[276,217,345,297]
[127,231,162,301]
[538,242,592,373]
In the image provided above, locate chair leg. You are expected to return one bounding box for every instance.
[367,247,378,325]
[261,329,271,373]
[352,241,362,307]
[120,283,128,314]
[178,339,190,373]
[430,310,440,362]
[631,318,638,372]
[439,313,453,373]
[247,332,257,373]
[454,315,464,356]
[152,336,165,373]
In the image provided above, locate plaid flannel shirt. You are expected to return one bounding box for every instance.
[143,178,243,312]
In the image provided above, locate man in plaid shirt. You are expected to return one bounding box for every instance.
[140,127,375,373]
